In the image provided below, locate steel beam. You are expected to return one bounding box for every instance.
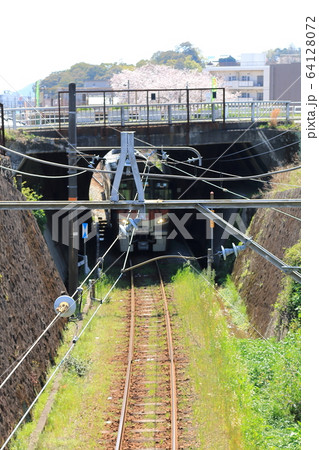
[196,204,301,283]
[0,198,300,211]
[0,198,301,210]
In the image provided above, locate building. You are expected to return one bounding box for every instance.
[269,63,301,102]
[205,53,300,102]
[0,90,26,108]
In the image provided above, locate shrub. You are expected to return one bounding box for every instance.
[21,183,47,232]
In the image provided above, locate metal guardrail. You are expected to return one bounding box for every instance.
[2,100,300,131]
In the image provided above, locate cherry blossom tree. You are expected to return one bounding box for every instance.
[110,64,237,104]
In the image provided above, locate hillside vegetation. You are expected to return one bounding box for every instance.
[40,42,204,97]
[232,166,301,338]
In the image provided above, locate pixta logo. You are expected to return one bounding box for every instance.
[166,212,247,241]
[118,211,247,242]
[52,204,96,249]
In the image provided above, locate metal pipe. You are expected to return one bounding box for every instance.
[121,255,197,273]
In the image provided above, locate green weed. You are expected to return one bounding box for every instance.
[171,266,300,449]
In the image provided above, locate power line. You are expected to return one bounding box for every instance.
[163,160,301,222]
[0,175,140,446]
[177,75,302,199]
[0,269,125,450]
[0,231,122,390]
[166,154,301,188]
[0,163,87,179]
[220,140,300,163]
[202,129,292,161]
[0,313,62,391]
[0,145,303,183]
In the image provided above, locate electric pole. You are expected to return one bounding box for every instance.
[68,83,78,296]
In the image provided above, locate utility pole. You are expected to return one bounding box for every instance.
[68,83,78,296]
[207,191,214,276]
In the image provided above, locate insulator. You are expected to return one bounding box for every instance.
[54,295,76,317]
[220,243,246,260]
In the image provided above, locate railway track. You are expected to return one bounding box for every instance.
[115,260,178,449]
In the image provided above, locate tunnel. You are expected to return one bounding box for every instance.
[15,127,300,282]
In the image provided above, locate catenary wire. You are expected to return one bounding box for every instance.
[0,140,157,386]
[0,270,125,450]
[0,313,62,391]
[219,140,300,163]
[163,161,301,222]
[166,154,301,189]
[0,163,87,179]
[0,143,302,183]
[177,75,301,199]
[202,129,293,161]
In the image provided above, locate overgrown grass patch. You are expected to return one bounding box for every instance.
[171,265,300,449]
[239,330,301,448]
[171,266,264,448]
[219,275,250,331]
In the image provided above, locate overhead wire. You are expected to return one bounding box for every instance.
[219,140,300,163]
[0,163,87,179]
[0,146,149,444]
[166,154,301,189]
[0,313,62,391]
[177,75,302,199]
[0,268,125,450]
[0,133,157,388]
[0,143,302,183]
[163,159,301,222]
[202,129,293,161]
[0,221,125,389]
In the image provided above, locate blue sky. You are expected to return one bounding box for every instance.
[0,0,306,94]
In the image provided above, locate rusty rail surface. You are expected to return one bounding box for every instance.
[115,261,178,449]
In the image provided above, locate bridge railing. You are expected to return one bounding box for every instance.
[2,101,300,130]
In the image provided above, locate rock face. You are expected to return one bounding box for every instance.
[232,187,301,338]
[0,157,66,445]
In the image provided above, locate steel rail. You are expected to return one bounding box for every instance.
[156,261,178,450]
[115,268,135,450]
[0,198,301,210]
[115,261,178,449]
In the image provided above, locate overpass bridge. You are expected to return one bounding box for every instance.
[2,87,300,204]
[2,87,300,132]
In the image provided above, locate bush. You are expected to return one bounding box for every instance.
[21,183,47,232]
[239,329,301,448]
[275,241,301,333]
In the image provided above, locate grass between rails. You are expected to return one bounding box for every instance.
[169,265,301,449]
[10,274,128,449]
